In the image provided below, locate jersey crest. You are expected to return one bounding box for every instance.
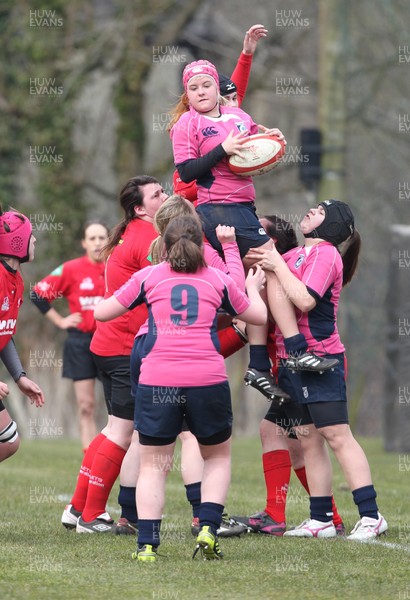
[294,255,305,269]
[79,277,95,290]
[235,121,248,134]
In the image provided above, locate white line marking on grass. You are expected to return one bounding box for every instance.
[371,540,410,552]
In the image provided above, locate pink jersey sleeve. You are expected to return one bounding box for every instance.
[203,241,245,289]
[212,268,250,314]
[113,265,153,309]
[171,112,199,166]
[203,242,228,273]
[219,242,245,289]
[300,244,342,298]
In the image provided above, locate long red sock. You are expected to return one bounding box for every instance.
[263,450,291,523]
[70,433,106,512]
[81,439,126,522]
[294,466,343,526]
[294,466,309,493]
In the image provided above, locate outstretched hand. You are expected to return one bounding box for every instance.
[243,24,268,55]
[17,376,45,407]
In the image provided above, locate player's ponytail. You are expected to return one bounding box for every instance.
[167,93,190,131]
[101,175,159,260]
[163,216,206,273]
[341,229,361,286]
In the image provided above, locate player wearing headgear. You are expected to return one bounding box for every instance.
[0,208,44,462]
[247,200,388,541]
[172,23,268,203]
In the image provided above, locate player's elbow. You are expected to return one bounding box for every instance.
[297,296,316,313]
[94,305,108,322]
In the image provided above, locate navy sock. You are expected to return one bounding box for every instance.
[138,519,161,548]
[310,496,333,523]
[284,334,308,356]
[118,485,138,524]
[185,482,201,518]
[352,485,378,520]
[199,502,224,536]
[248,345,271,372]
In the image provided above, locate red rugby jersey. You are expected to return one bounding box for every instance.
[32,256,105,334]
[0,261,24,351]
[90,218,157,356]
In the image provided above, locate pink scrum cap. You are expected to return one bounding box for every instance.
[182,60,220,93]
[0,210,32,263]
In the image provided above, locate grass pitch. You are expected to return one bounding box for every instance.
[1,436,409,600]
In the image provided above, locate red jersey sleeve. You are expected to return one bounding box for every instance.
[231,52,253,106]
[33,263,70,303]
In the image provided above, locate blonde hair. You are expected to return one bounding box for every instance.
[167,93,190,131]
[149,195,197,264]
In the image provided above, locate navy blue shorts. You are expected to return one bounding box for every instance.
[63,331,98,381]
[91,354,133,420]
[196,202,270,257]
[264,402,298,439]
[276,353,349,429]
[130,335,147,399]
[278,353,346,405]
[135,381,232,445]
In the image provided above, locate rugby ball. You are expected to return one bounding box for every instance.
[228,133,286,176]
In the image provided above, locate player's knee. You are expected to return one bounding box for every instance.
[0,419,18,443]
[78,400,95,419]
[0,420,20,460]
[259,418,271,441]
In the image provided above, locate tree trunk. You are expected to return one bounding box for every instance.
[384,225,410,452]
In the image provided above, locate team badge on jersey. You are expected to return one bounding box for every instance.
[1,296,10,311]
[235,122,248,134]
[294,255,305,269]
[79,277,94,290]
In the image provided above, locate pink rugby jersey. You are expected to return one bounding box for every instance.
[135,240,245,339]
[171,105,259,206]
[203,240,245,290]
[114,262,250,387]
[276,242,345,358]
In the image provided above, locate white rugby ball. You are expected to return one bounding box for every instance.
[228,133,286,176]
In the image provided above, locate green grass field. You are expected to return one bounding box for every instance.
[1,436,409,600]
